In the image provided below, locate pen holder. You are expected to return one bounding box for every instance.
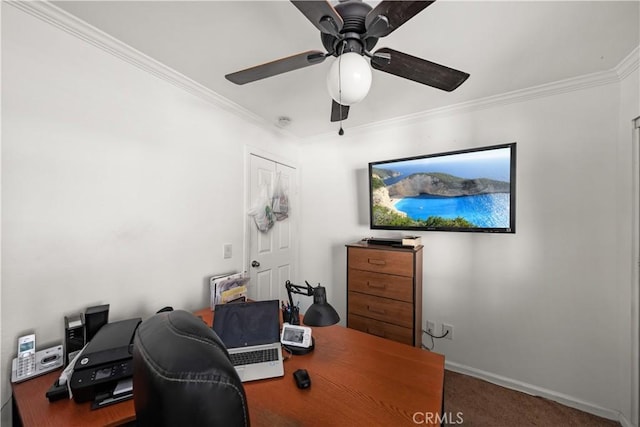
[282,306,300,325]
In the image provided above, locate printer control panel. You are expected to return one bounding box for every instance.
[71,359,133,402]
[91,361,131,382]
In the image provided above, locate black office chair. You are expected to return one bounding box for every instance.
[133,310,250,427]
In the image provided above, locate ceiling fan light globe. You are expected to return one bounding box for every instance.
[326,52,372,106]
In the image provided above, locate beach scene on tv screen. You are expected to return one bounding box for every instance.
[371,147,512,229]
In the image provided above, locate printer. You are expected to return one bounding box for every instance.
[70,318,141,403]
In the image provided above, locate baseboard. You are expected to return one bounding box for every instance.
[618,412,634,427]
[445,360,625,424]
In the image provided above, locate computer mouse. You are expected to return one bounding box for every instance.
[293,369,311,389]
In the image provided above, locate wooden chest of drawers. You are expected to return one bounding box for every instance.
[346,241,423,347]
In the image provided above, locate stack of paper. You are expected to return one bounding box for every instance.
[210,272,250,310]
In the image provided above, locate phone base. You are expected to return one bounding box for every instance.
[283,337,315,356]
[11,345,64,383]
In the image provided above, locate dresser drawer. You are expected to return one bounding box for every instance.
[348,269,413,302]
[348,314,414,346]
[348,292,413,328]
[348,247,414,277]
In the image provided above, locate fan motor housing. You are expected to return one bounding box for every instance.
[321,0,378,56]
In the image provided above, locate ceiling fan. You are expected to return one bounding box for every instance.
[225,0,469,129]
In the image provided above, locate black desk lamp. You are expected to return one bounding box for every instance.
[284,280,340,354]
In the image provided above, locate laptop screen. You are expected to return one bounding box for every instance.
[212,300,280,348]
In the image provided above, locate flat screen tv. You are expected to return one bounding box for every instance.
[369,143,516,233]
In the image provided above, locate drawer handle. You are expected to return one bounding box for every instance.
[367,305,386,315]
[367,281,387,289]
[367,327,386,338]
[368,258,386,266]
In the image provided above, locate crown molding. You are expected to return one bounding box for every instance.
[616,45,639,80]
[6,0,281,134]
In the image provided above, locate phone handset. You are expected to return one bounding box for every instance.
[16,334,36,380]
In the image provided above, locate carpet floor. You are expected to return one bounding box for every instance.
[443,370,620,426]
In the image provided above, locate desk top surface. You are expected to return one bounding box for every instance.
[12,308,444,426]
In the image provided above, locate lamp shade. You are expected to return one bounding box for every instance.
[302,285,340,327]
[326,52,372,106]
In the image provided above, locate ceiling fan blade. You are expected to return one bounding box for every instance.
[331,100,349,122]
[226,50,326,85]
[365,1,435,38]
[291,1,343,36]
[371,48,469,92]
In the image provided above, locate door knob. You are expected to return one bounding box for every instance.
[251,260,260,268]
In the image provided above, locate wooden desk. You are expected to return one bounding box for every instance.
[12,308,444,426]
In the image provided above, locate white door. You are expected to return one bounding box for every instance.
[247,154,296,301]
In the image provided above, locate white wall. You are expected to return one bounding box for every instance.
[1,4,299,416]
[299,66,638,421]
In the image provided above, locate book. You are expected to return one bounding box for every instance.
[402,236,422,247]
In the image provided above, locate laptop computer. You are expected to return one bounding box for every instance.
[212,299,284,382]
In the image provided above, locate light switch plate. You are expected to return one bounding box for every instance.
[223,244,232,259]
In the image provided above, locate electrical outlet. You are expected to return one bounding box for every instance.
[426,321,436,335]
[442,324,453,340]
[223,244,232,259]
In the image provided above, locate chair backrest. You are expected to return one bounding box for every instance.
[133,310,250,426]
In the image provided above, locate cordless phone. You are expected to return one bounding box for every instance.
[11,334,64,383]
[16,334,36,380]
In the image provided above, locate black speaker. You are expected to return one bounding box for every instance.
[85,304,109,342]
[64,314,85,366]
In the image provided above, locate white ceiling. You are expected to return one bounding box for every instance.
[52,1,639,138]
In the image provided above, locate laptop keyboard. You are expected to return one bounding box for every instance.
[229,348,279,366]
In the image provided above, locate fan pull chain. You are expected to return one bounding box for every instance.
[338,42,345,136]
